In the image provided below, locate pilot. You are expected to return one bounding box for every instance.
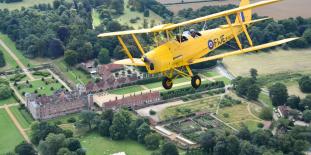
[190,29,202,38]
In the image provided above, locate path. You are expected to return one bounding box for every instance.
[0,103,19,109]
[4,104,30,143]
[0,39,35,80]
[210,113,238,132]
[47,69,72,91]
[9,83,26,104]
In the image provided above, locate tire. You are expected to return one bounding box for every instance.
[162,77,173,90]
[191,75,201,89]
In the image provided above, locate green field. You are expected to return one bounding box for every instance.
[108,85,144,95]
[54,59,90,84]
[144,77,188,89]
[17,79,63,96]
[258,92,273,108]
[115,0,163,29]
[0,96,17,106]
[214,77,231,85]
[0,33,34,67]
[231,120,262,132]
[201,70,219,77]
[0,109,24,154]
[0,45,18,71]
[160,96,221,120]
[80,133,153,155]
[48,113,80,125]
[10,106,34,129]
[92,9,101,28]
[0,0,55,10]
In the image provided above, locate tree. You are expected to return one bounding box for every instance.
[250,68,258,80]
[160,142,179,155]
[239,141,260,155]
[200,131,216,153]
[137,123,151,144]
[64,50,78,65]
[144,133,160,150]
[303,28,311,44]
[15,141,36,155]
[30,122,63,145]
[0,50,6,67]
[64,138,81,151]
[101,109,114,124]
[79,110,96,130]
[300,95,311,110]
[128,117,147,140]
[57,148,72,155]
[98,120,110,137]
[47,38,64,58]
[303,110,311,122]
[98,48,111,64]
[109,110,131,140]
[246,84,261,100]
[299,76,311,93]
[286,95,300,109]
[38,133,66,155]
[0,84,12,99]
[237,125,251,140]
[269,83,288,106]
[259,107,273,120]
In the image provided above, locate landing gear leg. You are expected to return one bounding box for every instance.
[191,75,201,89]
[162,77,173,90]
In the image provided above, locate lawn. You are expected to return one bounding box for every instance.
[201,70,219,77]
[0,33,34,67]
[230,120,262,132]
[144,77,188,89]
[80,133,153,155]
[0,0,55,10]
[214,77,231,85]
[48,113,80,125]
[0,109,24,154]
[160,96,221,120]
[54,59,90,84]
[0,45,18,71]
[115,0,163,29]
[0,96,17,106]
[17,79,63,96]
[92,9,101,28]
[258,92,273,108]
[10,106,34,129]
[108,85,144,95]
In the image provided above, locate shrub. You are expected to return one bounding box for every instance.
[149,110,156,115]
[67,117,77,123]
[257,123,264,128]
[33,71,50,77]
[223,113,229,118]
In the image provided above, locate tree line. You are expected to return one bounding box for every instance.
[0,0,22,3]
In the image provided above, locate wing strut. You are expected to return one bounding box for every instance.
[131,34,145,55]
[237,12,253,47]
[117,36,134,63]
[225,16,243,50]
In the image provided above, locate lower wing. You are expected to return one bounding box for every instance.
[189,37,298,65]
[113,58,146,66]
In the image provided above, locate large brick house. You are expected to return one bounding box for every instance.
[102,91,161,110]
[25,86,93,120]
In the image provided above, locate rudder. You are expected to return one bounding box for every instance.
[235,0,252,24]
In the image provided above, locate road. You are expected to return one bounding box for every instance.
[0,39,35,80]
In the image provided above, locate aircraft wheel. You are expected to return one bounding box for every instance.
[162,77,173,90]
[191,75,201,89]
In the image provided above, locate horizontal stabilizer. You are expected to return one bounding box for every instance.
[190,37,299,65]
[113,58,146,66]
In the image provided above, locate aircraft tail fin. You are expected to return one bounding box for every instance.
[235,0,252,24]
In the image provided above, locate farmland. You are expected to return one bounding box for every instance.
[156,0,311,19]
[223,49,311,76]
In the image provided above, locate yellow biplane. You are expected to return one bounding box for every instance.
[98,0,298,90]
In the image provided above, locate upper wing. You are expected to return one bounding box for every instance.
[189,37,298,65]
[98,24,174,38]
[113,58,146,66]
[164,0,281,30]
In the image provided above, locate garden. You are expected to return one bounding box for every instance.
[15,78,64,96]
[164,114,230,142]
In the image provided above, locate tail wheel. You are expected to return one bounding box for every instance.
[162,77,173,90]
[191,75,201,89]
